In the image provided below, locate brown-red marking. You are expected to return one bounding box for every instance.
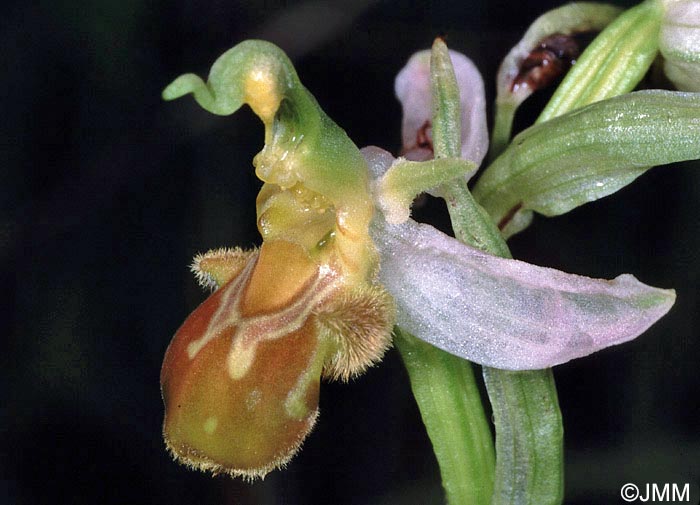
[498,202,523,230]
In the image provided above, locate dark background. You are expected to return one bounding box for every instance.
[3,0,699,504]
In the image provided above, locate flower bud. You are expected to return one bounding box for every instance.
[660,0,700,91]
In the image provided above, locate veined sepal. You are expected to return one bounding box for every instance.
[365,146,676,370]
[537,0,663,123]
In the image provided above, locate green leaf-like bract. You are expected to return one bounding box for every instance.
[473,90,700,236]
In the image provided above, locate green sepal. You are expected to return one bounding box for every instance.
[474,90,700,238]
[429,37,510,256]
[392,39,499,505]
[430,38,462,160]
[399,38,565,505]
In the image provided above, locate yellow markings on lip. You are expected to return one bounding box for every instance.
[226,266,339,381]
[203,417,218,435]
[185,261,252,361]
[245,389,262,411]
[160,41,398,480]
[227,340,257,380]
[185,240,343,384]
[284,335,332,420]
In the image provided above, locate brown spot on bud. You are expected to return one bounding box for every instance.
[512,33,587,93]
[498,202,523,231]
[416,120,433,150]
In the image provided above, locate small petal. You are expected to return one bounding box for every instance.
[191,247,258,290]
[375,157,476,224]
[395,49,488,166]
[371,216,675,370]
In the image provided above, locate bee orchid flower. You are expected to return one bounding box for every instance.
[160,40,676,480]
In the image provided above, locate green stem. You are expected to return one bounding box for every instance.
[445,181,564,505]
[430,37,565,505]
[391,37,497,505]
[482,369,564,505]
[467,4,663,500]
[396,329,495,505]
[489,99,517,162]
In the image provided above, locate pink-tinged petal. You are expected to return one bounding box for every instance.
[363,144,675,370]
[370,215,674,370]
[394,49,488,167]
[659,0,700,92]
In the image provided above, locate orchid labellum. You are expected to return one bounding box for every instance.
[160,38,692,480]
